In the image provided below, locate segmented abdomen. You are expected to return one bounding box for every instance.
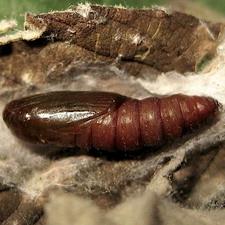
[89,94,218,151]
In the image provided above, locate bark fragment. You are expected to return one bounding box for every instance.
[24,4,224,73]
[0,186,22,223]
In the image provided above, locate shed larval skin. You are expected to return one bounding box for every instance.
[3,91,219,152]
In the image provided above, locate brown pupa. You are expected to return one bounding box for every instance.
[3,91,219,152]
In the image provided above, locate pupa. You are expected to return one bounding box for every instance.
[3,91,219,152]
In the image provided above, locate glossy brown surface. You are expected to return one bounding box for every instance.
[3,91,126,148]
[3,91,219,152]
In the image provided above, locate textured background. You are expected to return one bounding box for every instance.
[1,2,225,225]
[1,0,225,28]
